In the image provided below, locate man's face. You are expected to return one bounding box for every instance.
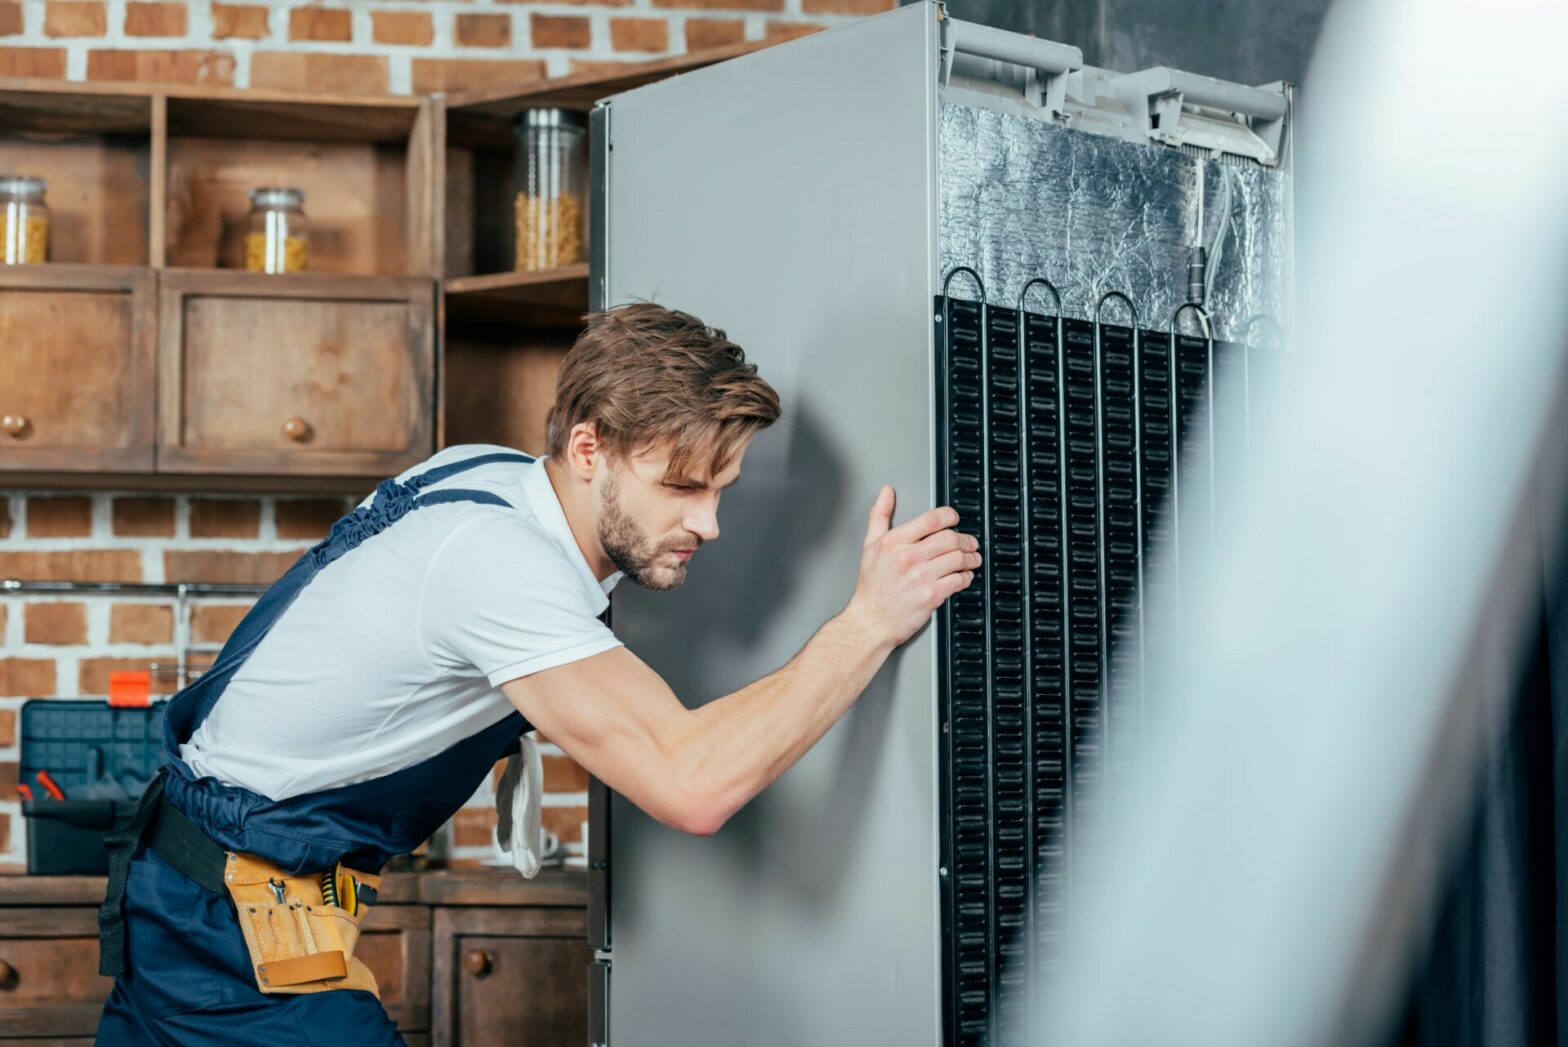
[593,441,747,591]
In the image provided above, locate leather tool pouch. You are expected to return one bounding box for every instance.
[223,852,382,997]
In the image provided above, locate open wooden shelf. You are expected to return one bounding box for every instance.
[443,325,577,455]
[0,89,154,266]
[440,42,766,284]
[165,94,419,144]
[162,94,437,278]
[0,86,151,134]
[444,264,588,326]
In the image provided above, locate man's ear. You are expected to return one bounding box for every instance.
[565,421,602,480]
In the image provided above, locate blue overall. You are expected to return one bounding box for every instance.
[97,452,536,1046]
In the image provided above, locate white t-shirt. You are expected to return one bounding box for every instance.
[180,446,623,801]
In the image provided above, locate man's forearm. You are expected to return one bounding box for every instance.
[671,604,898,834]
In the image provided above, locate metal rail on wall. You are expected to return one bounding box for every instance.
[1,579,271,690]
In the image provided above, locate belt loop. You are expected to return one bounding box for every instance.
[97,767,167,977]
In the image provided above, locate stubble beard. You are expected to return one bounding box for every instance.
[597,468,692,592]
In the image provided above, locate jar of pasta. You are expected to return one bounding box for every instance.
[513,108,586,272]
[0,175,49,266]
[245,187,309,274]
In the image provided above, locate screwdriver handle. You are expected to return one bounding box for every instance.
[35,770,65,801]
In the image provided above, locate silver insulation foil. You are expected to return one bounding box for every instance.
[938,102,1292,342]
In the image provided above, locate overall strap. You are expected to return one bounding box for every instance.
[405,452,534,492]
[312,452,534,570]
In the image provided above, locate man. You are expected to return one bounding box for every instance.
[96,303,980,1044]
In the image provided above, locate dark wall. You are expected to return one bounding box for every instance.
[922,0,1332,87]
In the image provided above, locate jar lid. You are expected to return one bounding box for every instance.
[514,108,588,131]
[0,175,46,198]
[249,186,305,208]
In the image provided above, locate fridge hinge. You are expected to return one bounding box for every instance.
[938,16,1082,118]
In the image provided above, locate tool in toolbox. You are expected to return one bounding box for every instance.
[35,769,66,800]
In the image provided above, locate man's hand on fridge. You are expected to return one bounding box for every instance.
[843,485,980,650]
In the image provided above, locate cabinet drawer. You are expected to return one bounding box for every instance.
[0,266,155,472]
[0,910,113,1038]
[358,904,432,1034]
[433,906,587,1047]
[156,269,435,476]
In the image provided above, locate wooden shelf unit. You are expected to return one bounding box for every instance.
[0,41,775,483]
[445,264,588,326]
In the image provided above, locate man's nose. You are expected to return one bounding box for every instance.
[685,506,720,543]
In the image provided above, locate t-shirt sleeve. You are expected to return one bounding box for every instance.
[420,512,623,687]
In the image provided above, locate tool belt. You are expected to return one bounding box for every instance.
[98,771,381,997]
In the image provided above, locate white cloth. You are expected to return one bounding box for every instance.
[180,446,622,801]
[494,738,544,878]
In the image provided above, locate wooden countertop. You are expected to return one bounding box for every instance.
[0,866,586,907]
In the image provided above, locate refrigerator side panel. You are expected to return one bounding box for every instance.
[604,6,942,1046]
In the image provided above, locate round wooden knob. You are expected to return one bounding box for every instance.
[282,416,312,443]
[462,949,492,978]
[1,414,29,438]
[0,959,16,989]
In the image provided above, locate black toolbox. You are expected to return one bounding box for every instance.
[19,699,167,875]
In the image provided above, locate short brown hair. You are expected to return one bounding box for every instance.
[546,302,781,478]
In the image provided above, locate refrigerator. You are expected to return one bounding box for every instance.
[587,4,1294,1043]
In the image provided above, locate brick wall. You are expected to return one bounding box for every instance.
[0,489,590,872]
[0,0,890,94]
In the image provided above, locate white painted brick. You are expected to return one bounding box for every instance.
[104,0,125,39]
[187,0,212,43]
[541,791,587,807]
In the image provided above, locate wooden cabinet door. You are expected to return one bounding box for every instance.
[357,904,432,1037]
[0,266,155,472]
[157,269,435,477]
[433,906,588,1047]
[0,908,113,1038]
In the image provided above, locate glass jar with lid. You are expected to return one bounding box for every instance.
[513,108,587,272]
[245,187,309,274]
[0,175,49,265]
